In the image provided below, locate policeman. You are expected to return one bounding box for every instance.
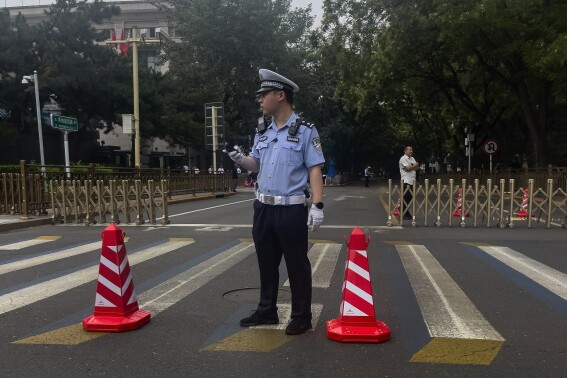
[225,69,325,335]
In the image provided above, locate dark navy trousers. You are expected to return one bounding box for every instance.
[252,200,312,321]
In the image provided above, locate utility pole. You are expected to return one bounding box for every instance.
[106,25,171,167]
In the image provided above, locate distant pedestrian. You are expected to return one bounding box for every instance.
[399,146,419,220]
[364,166,371,187]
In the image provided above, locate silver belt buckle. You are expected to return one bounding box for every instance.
[263,195,275,205]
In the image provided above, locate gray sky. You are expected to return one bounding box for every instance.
[291,0,324,26]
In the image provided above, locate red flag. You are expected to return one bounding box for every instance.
[111,27,119,55]
[119,27,124,55]
[123,31,130,57]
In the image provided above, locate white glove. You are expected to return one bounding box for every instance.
[307,204,324,231]
[223,144,245,165]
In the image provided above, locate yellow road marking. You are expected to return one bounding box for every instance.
[309,239,337,244]
[36,236,61,241]
[411,338,504,365]
[202,329,291,352]
[12,324,106,345]
[383,241,417,245]
[170,237,195,242]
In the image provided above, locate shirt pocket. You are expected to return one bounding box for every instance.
[256,142,268,157]
[281,143,303,166]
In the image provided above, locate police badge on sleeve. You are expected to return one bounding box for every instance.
[312,137,322,151]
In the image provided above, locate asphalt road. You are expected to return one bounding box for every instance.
[1,179,566,377]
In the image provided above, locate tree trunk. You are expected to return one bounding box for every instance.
[514,78,548,168]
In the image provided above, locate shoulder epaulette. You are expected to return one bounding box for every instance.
[300,120,314,129]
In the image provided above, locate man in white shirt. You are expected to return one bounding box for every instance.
[364,166,371,187]
[399,146,419,220]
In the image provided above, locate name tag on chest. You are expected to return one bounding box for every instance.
[287,136,299,143]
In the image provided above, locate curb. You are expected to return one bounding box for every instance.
[0,216,53,232]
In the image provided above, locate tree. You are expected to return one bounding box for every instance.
[321,0,567,168]
[162,0,314,147]
[0,0,132,164]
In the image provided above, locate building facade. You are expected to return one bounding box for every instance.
[6,1,188,169]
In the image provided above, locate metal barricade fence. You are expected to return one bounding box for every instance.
[50,179,169,226]
[387,178,567,229]
[1,161,232,217]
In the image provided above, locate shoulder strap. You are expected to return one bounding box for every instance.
[256,116,271,135]
[288,118,314,136]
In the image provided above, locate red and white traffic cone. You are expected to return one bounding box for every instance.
[326,227,391,343]
[392,196,401,217]
[244,178,250,187]
[83,224,150,332]
[453,188,469,217]
[515,188,531,217]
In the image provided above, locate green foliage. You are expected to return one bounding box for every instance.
[4,0,566,171]
[321,0,567,168]
[163,0,314,145]
[0,1,129,145]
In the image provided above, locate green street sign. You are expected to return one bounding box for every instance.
[51,114,78,132]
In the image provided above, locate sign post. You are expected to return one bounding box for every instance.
[50,115,78,177]
[465,131,475,174]
[482,139,499,173]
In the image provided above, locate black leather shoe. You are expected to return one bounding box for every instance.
[285,319,312,335]
[240,311,279,327]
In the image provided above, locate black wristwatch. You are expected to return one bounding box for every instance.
[314,202,324,209]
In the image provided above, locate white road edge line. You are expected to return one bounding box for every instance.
[0,240,193,315]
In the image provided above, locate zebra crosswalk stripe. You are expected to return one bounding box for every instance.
[0,238,194,316]
[477,246,567,300]
[139,242,255,314]
[283,243,342,288]
[0,236,61,250]
[396,244,504,365]
[0,241,101,275]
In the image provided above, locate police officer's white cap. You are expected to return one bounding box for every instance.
[257,69,299,94]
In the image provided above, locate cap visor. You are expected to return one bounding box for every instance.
[256,87,277,94]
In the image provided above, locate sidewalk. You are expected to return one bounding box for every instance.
[0,190,240,232]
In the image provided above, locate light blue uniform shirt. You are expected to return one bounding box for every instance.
[250,113,325,197]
